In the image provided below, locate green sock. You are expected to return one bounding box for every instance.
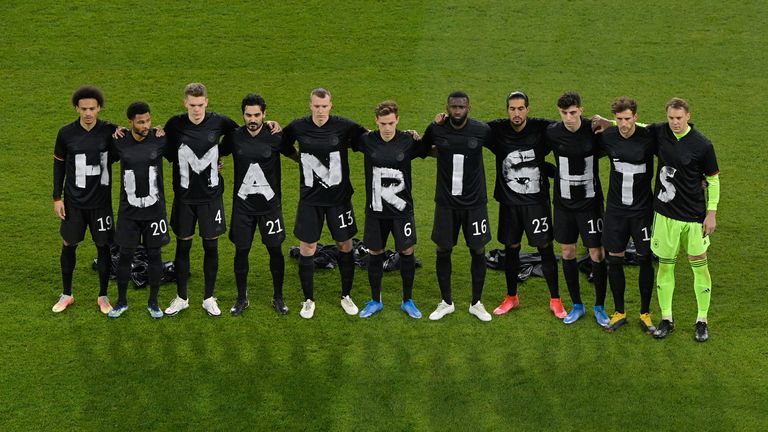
[656,258,676,319]
[690,258,711,321]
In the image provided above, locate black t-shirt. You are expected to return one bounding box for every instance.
[650,123,719,223]
[423,118,491,209]
[280,115,367,206]
[220,125,283,215]
[164,112,238,204]
[598,126,656,214]
[53,119,116,209]
[486,117,553,206]
[111,130,168,220]
[545,118,604,211]
[355,130,428,218]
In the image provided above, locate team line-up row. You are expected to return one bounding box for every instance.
[51,83,719,342]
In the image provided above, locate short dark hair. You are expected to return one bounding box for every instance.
[184,82,207,98]
[375,100,398,117]
[72,85,104,107]
[611,96,637,114]
[126,101,150,120]
[447,91,469,103]
[241,93,267,113]
[310,87,331,100]
[557,91,581,109]
[507,90,529,108]
[665,97,689,113]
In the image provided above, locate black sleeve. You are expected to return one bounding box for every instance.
[279,122,299,157]
[53,158,65,200]
[219,133,233,157]
[346,119,368,151]
[221,115,239,136]
[410,136,429,160]
[53,129,66,159]
[108,138,120,163]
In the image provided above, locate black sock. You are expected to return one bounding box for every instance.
[539,245,560,299]
[117,248,134,306]
[638,255,654,314]
[563,258,582,305]
[96,244,111,297]
[607,255,625,313]
[470,249,486,305]
[504,246,520,296]
[234,248,250,301]
[60,244,77,296]
[592,259,607,307]
[338,250,355,297]
[436,249,452,304]
[299,255,315,301]
[400,253,416,301]
[368,253,384,302]
[267,246,285,299]
[202,238,218,299]
[174,239,192,300]
[147,247,162,307]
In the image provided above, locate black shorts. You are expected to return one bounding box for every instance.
[364,214,417,251]
[431,204,491,250]
[602,209,652,255]
[553,205,603,248]
[170,196,227,239]
[497,203,553,248]
[115,215,171,249]
[229,206,286,249]
[294,201,358,243]
[60,204,114,246]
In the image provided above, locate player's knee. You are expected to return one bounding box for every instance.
[267,246,283,258]
[63,241,78,248]
[369,248,385,256]
[336,239,353,253]
[470,247,485,256]
[589,247,604,262]
[688,253,707,261]
[400,246,414,256]
[300,242,317,256]
[606,254,623,265]
[178,235,194,241]
[146,247,161,259]
[436,246,452,255]
[505,243,521,250]
[608,251,625,258]
[560,244,577,259]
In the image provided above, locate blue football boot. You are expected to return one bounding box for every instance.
[563,303,585,324]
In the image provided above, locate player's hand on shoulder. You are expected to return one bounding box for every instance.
[53,199,66,220]
[590,115,612,133]
[112,127,127,139]
[155,126,166,137]
[267,121,282,134]
[434,113,447,125]
[406,130,421,140]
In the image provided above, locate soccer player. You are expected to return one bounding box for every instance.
[280,88,368,319]
[355,101,427,319]
[423,91,493,322]
[220,94,288,316]
[545,91,609,326]
[107,102,170,319]
[52,86,119,314]
[649,98,719,342]
[486,91,567,319]
[596,97,656,333]
[163,83,238,317]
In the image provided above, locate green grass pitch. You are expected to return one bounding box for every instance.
[0,1,766,430]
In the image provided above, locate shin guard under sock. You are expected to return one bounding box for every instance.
[202,238,219,299]
[174,239,192,300]
[504,246,521,296]
[61,244,77,296]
